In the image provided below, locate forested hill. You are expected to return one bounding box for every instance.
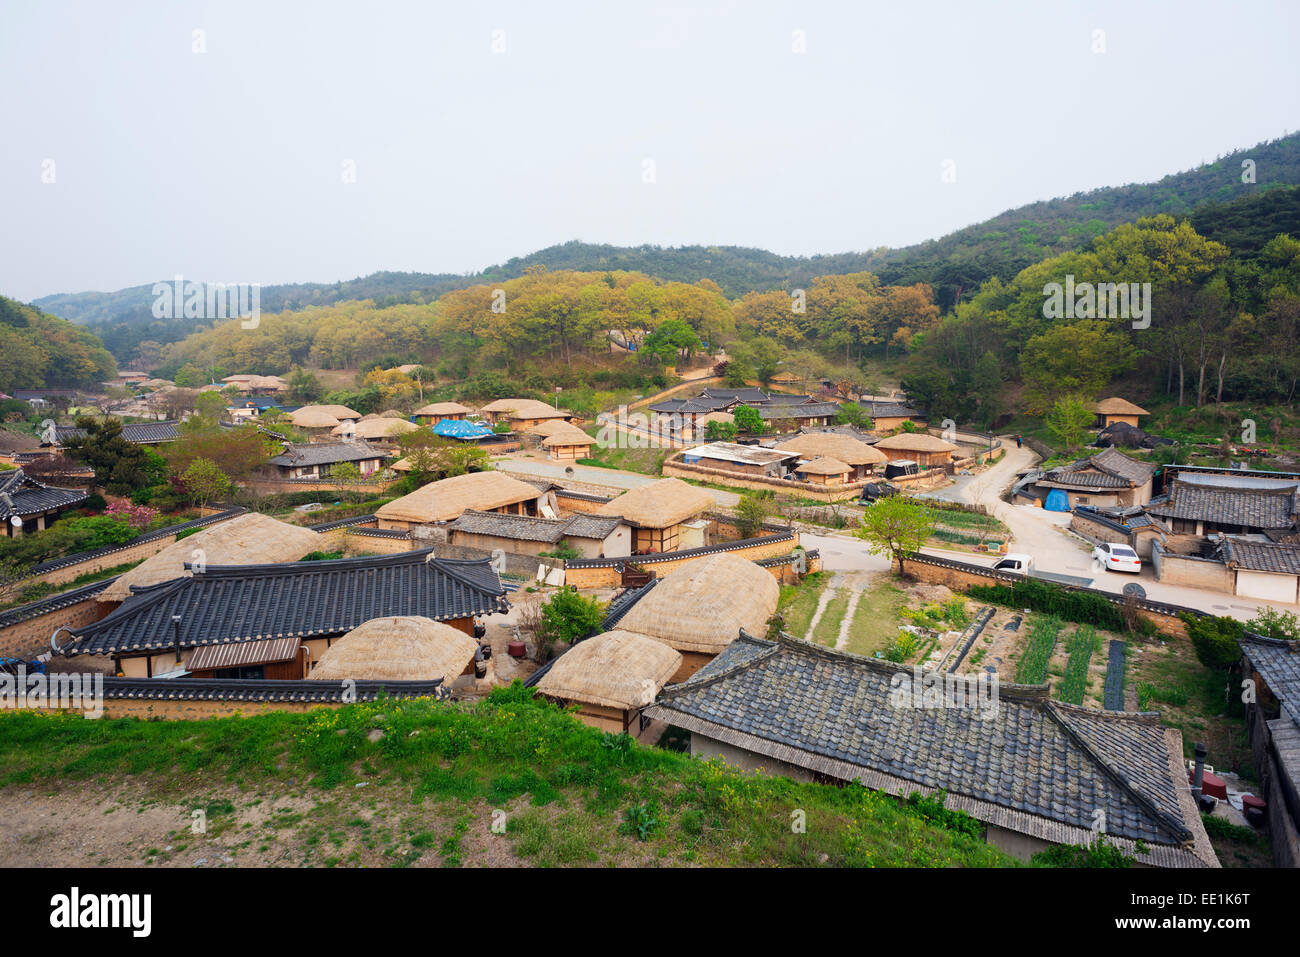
[0,296,116,393]
[28,131,1300,359]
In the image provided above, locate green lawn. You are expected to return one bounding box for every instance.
[844,580,909,658]
[777,571,830,637]
[811,588,851,646]
[0,685,1017,868]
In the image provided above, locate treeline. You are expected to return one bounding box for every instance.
[0,296,116,393]
[901,214,1300,426]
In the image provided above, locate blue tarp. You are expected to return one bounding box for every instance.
[433,419,493,440]
[1044,488,1071,511]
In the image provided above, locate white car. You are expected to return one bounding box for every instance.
[1093,542,1141,574]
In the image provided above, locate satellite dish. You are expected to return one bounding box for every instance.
[1122,582,1146,600]
[10,516,23,528]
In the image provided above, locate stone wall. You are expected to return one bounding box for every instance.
[0,592,109,659]
[1150,542,1235,592]
[563,533,800,589]
[663,456,867,501]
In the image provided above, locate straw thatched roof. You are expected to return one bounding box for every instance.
[480,398,570,420]
[414,401,473,417]
[874,433,959,452]
[527,418,586,438]
[536,630,682,710]
[541,426,594,449]
[615,552,779,655]
[288,407,342,429]
[1091,397,1150,416]
[797,456,852,476]
[231,375,288,392]
[98,513,321,603]
[593,477,713,528]
[775,432,887,466]
[308,616,478,682]
[698,411,735,425]
[333,417,417,439]
[375,470,541,524]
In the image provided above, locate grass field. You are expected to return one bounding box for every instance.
[0,685,1018,868]
[844,580,909,657]
[777,571,830,637]
[810,588,851,646]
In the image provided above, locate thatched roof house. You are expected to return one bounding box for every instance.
[1090,397,1151,428]
[333,417,417,441]
[873,432,959,466]
[540,425,594,460]
[97,512,321,604]
[774,432,886,480]
[289,404,361,430]
[535,630,682,738]
[479,398,573,428]
[794,456,852,485]
[375,470,543,528]
[614,551,779,679]
[594,478,713,553]
[308,616,479,683]
[413,401,473,425]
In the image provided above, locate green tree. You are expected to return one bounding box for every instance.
[853,497,936,575]
[703,419,739,442]
[538,589,606,646]
[62,417,167,497]
[1044,394,1095,454]
[732,404,766,435]
[181,457,232,509]
[836,402,870,429]
[734,493,771,539]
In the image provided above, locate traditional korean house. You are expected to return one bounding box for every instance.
[592,477,713,554]
[1090,397,1151,429]
[756,399,842,433]
[1146,471,1299,536]
[53,420,180,447]
[682,441,798,478]
[866,400,926,433]
[0,468,88,537]
[872,432,960,468]
[1034,447,1157,510]
[646,633,1219,867]
[447,509,630,559]
[412,401,474,426]
[793,456,853,485]
[609,551,779,680]
[1237,634,1300,866]
[288,404,361,432]
[307,616,480,683]
[479,398,574,430]
[264,440,386,480]
[56,550,508,679]
[375,470,549,530]
[331,417,417,446]
[1217,537,1300,604]
[539,424,595,461]
[534,630,682,739]
[774,432,887,481]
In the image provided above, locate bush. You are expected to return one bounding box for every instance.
[968,578,1126,631]
[1180,613,1244,671]
[1031,836,1147,868]
[538,589,606,647]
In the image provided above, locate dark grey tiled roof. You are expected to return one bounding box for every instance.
[97,676,448,704]
[0,577,118,631]
[761,393,815,405]
[1239,634,1300,731]
[447,509,621,543]
[867,401,923,418]
[648,397,733,414]
[1219,537,1300,575]
[58,549,508,657]
[758,401,841,420]
[647,634,1200,851]
[266,440,384,468]
[55,421,180,444]
[1146,480,1298,529]
[1044,448,1155,490]
[699,387,768,403]
[0,469,88,520]
[601,579,659,630]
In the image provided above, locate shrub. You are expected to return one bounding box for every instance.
[1180,613,1244,671]
[968,578,1125,631]
[538,589,606,647]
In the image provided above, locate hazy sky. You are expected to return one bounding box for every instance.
[2,0,1298,301]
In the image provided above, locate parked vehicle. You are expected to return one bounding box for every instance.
[1092,542,1142,573]
[992,553,1035,575]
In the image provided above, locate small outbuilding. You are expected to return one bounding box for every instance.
[308,616,480,683]
[1090,397,1150,429]
[535,630,682,738]
[774,432,886,481]
[872,432,959,468]
[593,477,714,553]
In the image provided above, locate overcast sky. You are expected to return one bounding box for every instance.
[2,0,1298,302]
